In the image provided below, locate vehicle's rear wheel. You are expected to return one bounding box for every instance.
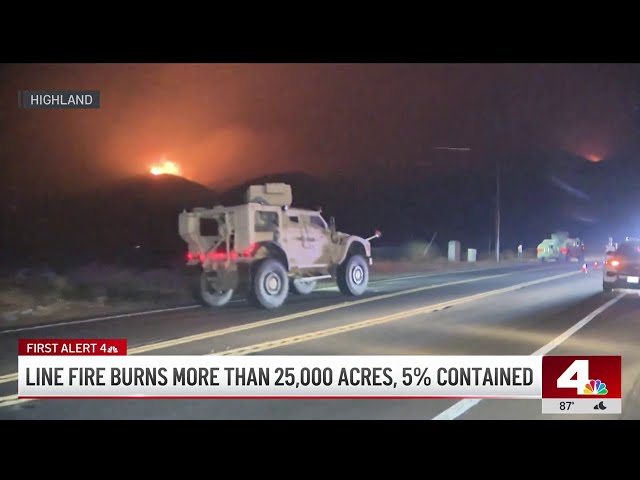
[602,282,613,293]
[337,254,369,296]
[194,272,234,308]
[248,258,289,309]
[291,278,317,295]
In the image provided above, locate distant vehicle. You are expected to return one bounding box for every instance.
[178,183,381,310]
[536,231,585,262]
[603,237,640,292]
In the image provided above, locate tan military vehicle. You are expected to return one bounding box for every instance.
[178,183,381,310]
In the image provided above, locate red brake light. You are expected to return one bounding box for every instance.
[188,243,258,262]
[610,259,620,267]
[241,243,258,257]
[560,247,568,254]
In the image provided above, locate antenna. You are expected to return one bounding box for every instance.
[495,162,501,263]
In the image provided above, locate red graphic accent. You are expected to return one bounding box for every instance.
[542,356,621,399]
[18,339,127,356]
[17,395,534,400]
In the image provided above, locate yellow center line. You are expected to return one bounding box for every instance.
[0,270,518,390]
[125,272,515,354]
[0,268,579,409]
[214,271,581,356]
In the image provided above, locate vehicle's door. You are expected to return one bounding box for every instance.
[281,213,305,268]
[298,213,332,268]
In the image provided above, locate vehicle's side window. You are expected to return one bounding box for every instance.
[255,211,279,232]
[309,215,327,229]
[200,218,220,236]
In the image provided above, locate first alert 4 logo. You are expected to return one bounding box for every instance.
[26,342,105,354]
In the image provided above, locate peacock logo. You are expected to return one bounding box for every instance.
[584,379,608,395]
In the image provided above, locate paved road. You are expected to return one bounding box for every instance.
[1,260,638,420]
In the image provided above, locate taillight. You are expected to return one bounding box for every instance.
[187,243,258,262]
[606,258,620,267]
[537,247,543,253]
[560,247,568,254]
[241,243,258,257]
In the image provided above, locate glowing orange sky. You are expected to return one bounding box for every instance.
[3,63,640,193]
[584,153,603,163]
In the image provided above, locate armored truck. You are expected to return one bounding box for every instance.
[537,231,585,262]
[178,183,381,310]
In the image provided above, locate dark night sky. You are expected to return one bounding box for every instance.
[3,63,640,193]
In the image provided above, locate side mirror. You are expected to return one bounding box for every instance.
[329,217,338,242]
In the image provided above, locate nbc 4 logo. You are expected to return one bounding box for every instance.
[557,360,608,395]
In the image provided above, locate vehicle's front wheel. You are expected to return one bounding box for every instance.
[603,282,613,293]
[194,272,234,308]
[291,278,317,295]
[337,254,369,296]
[248,258,289,309]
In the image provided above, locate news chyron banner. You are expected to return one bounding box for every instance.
[17,339,622,414]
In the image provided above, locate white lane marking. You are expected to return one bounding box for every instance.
[0,262,538,334]
[0,372,18,383]
[367,262,540,284]
[371,264,558,286]
[0,271,517,389]
[215,271,581,356]
[431,292,627,420]
[0,268,574,410]
[124,272,516,355]
[0,394,21,407]
[286,264,534,293]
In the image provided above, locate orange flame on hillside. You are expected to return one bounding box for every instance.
[150,160,181,176]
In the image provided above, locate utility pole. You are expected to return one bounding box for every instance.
[495,162,501,262]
